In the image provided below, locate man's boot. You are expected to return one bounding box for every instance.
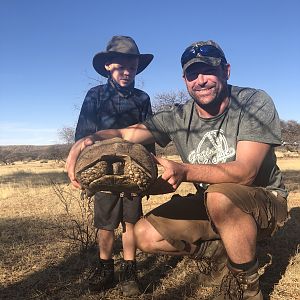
[190,239,228,286]
[214,260,263,300]
[119,260,141,297]
[88,259,115,292]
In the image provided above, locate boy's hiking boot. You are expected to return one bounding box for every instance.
[88,259,115,292]
[190,240,228,286]
[214,260,263,300]
[118,260,141,297]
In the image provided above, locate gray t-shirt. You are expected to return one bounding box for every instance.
[144,85,288,198]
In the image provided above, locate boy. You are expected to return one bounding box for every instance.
[75,35,155,296]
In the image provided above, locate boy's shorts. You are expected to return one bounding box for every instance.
[94,192,143,230]
[145,183,289,251]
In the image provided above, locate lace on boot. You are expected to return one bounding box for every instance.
[216,260,263,300]
[219,271,244,300]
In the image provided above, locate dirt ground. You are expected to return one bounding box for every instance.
[0,155,299,299]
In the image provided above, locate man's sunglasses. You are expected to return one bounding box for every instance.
[181,44,227,68]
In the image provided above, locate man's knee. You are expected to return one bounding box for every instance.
[134,218,155,253]
[206,191,236,224]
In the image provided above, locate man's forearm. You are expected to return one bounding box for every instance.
[185,161,256,186]
[92,124,155,145]
[92,129,123,141]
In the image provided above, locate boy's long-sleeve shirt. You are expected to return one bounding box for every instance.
[75,79,155,153]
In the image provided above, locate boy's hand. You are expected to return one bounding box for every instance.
[65,136,94,188]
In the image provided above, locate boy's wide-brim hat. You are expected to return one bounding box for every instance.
[93,36,154,77]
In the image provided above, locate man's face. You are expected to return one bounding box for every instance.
[183,62,230,110]
[105,56,139,87]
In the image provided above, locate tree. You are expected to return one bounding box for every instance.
[58,126,75,144]
[281,120,300,144]
[152,90,189,112]
[46,144,72,162]
[0,148,12,165]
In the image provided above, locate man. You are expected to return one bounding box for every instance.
[67,40,288,299]
[74,35,155,296]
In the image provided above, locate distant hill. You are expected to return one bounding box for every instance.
[0,144,72,164]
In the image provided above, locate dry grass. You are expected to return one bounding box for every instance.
[0,156,299,299]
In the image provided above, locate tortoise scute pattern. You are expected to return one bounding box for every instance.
[75,138,157,196]
[78,161,108,187]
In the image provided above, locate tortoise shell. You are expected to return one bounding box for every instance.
[75,137,158,196]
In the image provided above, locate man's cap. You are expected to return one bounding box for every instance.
[181,40,227,73]
[93,35,154,77]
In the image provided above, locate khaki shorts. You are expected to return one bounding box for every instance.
[146,183,288,251]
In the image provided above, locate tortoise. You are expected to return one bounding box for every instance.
[75,137,158,197]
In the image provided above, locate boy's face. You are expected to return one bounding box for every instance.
[105,56,139,87]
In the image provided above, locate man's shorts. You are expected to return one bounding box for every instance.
[146,183,288,251]
[94,192,143,230]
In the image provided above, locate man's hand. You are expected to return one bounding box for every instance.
[153,156,187,190]
[65,136,95,188]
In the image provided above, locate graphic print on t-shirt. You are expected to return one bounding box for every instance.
[188,129,235,164]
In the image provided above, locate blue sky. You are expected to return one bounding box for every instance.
[1,0,299,145]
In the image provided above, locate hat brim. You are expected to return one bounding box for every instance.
[93,52,154,77]
[182,57,222,73]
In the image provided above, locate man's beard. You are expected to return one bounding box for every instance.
[188,85,228,113]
